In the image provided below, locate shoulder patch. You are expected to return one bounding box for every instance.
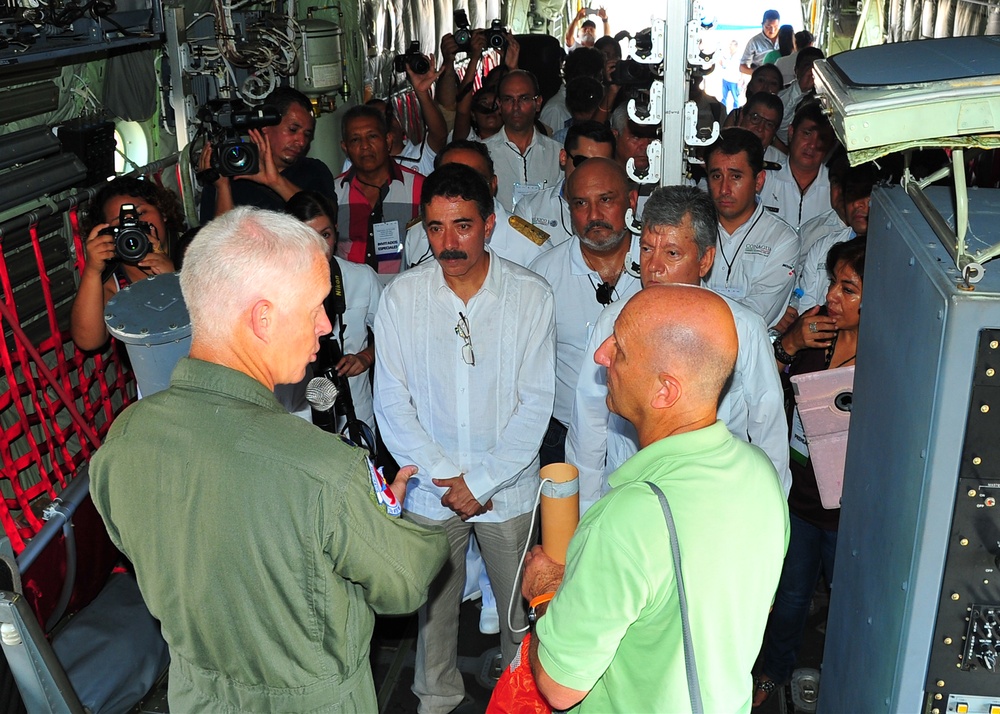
[366,456,402,517]
[406,216,422,230]
[508,215,550,246]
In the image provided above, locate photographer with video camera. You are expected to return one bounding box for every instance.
[198,87,336,222]
[70,177,183,351]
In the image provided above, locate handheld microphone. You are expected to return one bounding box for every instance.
[306,376,340,412]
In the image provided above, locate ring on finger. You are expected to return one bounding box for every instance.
[808,322,818,333]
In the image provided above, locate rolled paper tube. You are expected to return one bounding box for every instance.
[539,463,580,564]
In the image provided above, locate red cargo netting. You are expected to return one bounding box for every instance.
[0,205,136,553]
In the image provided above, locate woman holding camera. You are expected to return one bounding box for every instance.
[70,177,183,351]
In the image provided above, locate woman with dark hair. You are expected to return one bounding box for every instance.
[762,24,795,65]
[70,177,184,350]
[754,237,866,707]
[285,190,382,431]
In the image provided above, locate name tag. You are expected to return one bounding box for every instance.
[715,285,746,300]
[513,182,543,206]
[790,407,809,464]
[373,221,401,256]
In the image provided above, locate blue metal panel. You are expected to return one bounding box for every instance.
[819,185,1000,713]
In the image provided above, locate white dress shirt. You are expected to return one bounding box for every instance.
[528,236,642,427]
[404,198,553,270]
[275,257,382,428]
[776,82,807,145]
[539,86,570,136]
[704,201,799,328]
[761,161,832,230]
[566,291,792,514]
[333,257,383,430]
[764,144,787,168]
[374,255,555,522]
[484,127,563,212]
[512,180,575,247]
[797,223,855,313]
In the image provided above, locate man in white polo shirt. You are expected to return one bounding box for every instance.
[529,157,641,465]
[484,70,562,212]
[704,128,798,328]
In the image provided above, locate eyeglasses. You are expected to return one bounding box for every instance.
[473,103,499,114]
[498,94,538,108]
[746,111,779,132]
[566,153,590,168]
[455,312,476,366]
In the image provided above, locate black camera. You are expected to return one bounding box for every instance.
[453,10,472,51]
[393,41,430,75]
[101,203,153,263]
[610,59,658,87]
[199,99,281,177]
[485,19,507,50]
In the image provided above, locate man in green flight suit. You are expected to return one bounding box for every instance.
[90,206,449,712]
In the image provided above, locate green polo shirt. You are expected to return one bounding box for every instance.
[536,421,789,713]
[90,358,448,712]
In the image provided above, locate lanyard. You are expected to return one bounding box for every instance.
[718,209,763,284]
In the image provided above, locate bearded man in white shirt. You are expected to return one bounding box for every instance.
[374,163,556,714]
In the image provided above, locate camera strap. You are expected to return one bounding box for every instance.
[326,256,347,318]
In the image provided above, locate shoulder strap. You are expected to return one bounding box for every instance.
[646,481,704,714]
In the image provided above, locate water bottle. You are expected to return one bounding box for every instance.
[788,287,804,312]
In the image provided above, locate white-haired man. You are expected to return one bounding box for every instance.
[90,207,448,712]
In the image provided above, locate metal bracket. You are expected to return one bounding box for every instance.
[686,2,715,70]
[627,141,661,184]
[628,19,664,64]
[628,81,663,125]
[683,101,720,147]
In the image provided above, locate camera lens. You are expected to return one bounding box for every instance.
[454,27,471,47]
[409,54,431,74]
[115,227,151,263]
[223,145,252,173]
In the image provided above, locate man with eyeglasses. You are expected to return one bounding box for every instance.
[761,102,836,230]
[528,157,641,466]
[513,120,616,248]
[567,185,790,514]
[484,69,563,211]
[738,91,786,167]
[704,128,798,328]
[374,163,555,714]
[404,139,553,269]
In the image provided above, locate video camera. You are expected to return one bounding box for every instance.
[610,59,658,87]
[453,10,472,52]
[198,99,281,177]
[394,41,431,74]
[101,203,153,264]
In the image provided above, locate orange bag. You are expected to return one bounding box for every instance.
[486,633,552,714]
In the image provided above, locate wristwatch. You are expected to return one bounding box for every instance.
[528,591,556,626]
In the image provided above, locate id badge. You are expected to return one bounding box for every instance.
[513,182,543,207]
[790,407,809,464]
[716,285,747,301]
[373,221,401,256]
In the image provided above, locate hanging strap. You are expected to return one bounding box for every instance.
[646,481,703,714]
